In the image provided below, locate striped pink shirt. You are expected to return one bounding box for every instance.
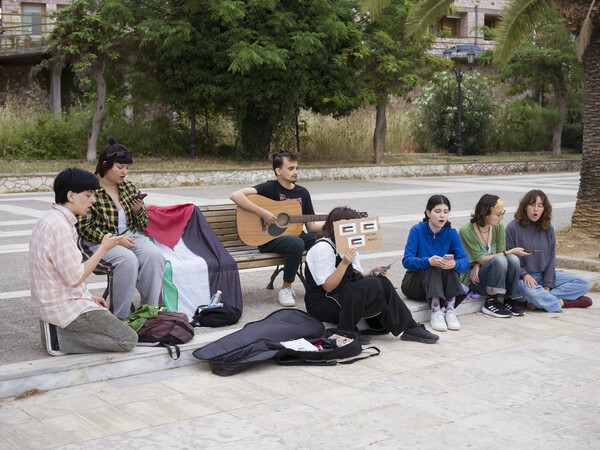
[29,204,102,328]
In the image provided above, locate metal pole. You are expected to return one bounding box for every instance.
[474,5,478,46]
[455,65,463,157]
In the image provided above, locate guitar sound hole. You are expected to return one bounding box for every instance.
[276,213,290,227]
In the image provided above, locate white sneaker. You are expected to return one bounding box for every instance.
[445,308,461,331]
[278,288,296,307]
[430,310,447,332]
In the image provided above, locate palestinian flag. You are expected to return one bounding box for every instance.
[145,204,242,327]
[349,235,365,247]
[361,220,377,232]
[340,224,356,235]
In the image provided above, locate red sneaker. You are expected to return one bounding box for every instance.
[563,296,593,308]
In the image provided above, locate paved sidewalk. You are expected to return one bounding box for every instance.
[1,297,599,449]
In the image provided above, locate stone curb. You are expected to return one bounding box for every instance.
[0,160,581,194]
[0,297,484,399]
[557,255,600,272]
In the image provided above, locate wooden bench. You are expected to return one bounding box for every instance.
[199,203,306,289]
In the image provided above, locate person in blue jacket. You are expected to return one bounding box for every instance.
[402,195,469,332]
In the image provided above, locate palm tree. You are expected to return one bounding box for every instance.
[362,0,600,237]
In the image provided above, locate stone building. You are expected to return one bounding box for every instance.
[430,0,508,55]
[0,0,70,109]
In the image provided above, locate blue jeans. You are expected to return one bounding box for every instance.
[470,254,522,300]
[520,270,591,312]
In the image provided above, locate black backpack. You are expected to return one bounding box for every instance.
[138,310,195,360]
[192,309,379,376]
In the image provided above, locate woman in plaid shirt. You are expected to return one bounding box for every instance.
[77,138,165,319]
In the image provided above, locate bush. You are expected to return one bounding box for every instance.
[414,71,497,155]
[495,99,556,152]
[101,115,189,157]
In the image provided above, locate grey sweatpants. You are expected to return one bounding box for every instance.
[57,310,138,353]
[79,233,166,319]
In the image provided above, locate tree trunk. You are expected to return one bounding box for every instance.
[551,75,567,157]
[572,29,600,237]
[373,98,387,164]
[49,61,64,117]
[87,59,106,163]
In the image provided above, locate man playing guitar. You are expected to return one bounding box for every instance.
[230,150,322,307]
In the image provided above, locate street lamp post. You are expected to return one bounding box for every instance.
[443,49,476,157]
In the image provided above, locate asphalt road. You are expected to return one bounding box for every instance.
[0,172,581,364]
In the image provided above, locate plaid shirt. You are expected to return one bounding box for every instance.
[29,204,102,328]
[77,180,149,244]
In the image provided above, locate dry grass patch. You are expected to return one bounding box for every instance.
[556,226,599,260]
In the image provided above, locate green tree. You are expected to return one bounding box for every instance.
[139,0,361,159]
[415,71,496,155]
[354,0,444,163]
[495,9,582,156]
[44,0,130,162]
[370,0,600,237]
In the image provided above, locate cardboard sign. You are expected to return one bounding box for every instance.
[333,217,382,253]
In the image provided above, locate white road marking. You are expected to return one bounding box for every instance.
[0,202,577,251]
[0,204,46,219]
[0,220,38,226]
[0,282,108,300]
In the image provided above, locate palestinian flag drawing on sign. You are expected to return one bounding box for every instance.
[360,220,378,232]
[339,223,356,235]
[145,204,243,327]
[348,235,365,248]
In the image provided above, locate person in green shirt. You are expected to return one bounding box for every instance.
[459,194,529,318]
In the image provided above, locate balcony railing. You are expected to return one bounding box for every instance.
[0,12,54,55]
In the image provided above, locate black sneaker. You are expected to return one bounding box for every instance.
[482,297,511,318]
[504,299,525,316]
[401,324,439,344]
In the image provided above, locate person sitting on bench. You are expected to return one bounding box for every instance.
[230,150,322,307]
[29,167,138,354]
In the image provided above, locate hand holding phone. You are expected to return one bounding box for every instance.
[443,254,454,260]
[375,260,396,277]
[129,193,147,204]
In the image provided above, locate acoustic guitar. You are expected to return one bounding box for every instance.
[236,195,367,246]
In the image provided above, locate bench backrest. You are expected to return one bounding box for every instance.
[198,204,243,249]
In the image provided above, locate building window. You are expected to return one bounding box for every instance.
[483,15,500,40]
[431,16,461,38]
[22,4,45,34]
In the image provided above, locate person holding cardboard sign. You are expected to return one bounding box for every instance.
[401,195,469,332]
[304,207,439,344]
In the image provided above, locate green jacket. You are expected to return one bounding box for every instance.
[123,304,160,332]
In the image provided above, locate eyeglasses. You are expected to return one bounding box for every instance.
[107,150,132,159]
[494,210,506,217]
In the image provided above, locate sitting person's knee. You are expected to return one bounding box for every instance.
[117,326,138,351]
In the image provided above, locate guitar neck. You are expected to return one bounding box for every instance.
[289,214,328,224]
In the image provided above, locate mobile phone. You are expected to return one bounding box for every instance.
[524,249,541,253]
[375,260,396,277]
[129,193,147,203]
[443,254,454,260]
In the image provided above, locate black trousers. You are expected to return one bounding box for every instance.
[401,266,466,308]
[305,276,417,336]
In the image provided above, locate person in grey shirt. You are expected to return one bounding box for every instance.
[505,189,592,312]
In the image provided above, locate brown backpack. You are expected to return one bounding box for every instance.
[137,311,195,359]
